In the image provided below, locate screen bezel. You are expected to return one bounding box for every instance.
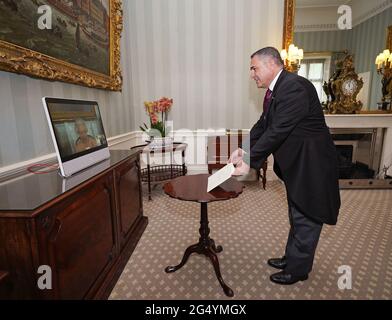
[44,98,108,163]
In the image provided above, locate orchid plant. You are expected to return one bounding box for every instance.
[140,97,173,138]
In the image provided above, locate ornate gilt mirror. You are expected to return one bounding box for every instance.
[283,0,392,112]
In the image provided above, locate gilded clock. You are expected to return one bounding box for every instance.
[326,54,364,114]
[342,78,359,96]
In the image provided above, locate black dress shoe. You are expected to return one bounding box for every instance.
[270,271,308,285]
[267,256,287,270]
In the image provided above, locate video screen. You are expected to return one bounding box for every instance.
[46,99,108,162]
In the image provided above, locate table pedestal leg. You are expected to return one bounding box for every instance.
[165,202,233,297]
[147,163,152,201]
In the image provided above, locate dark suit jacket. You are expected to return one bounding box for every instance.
[248,70,341,225]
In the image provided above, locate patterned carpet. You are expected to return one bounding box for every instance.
[110,179,392,300]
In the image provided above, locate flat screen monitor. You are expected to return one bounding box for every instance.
[42,97,110,177]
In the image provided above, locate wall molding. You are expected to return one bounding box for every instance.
[3,114,391,183]
[0,131,140,183]
[295,24,339,33]
[0,129,249,183]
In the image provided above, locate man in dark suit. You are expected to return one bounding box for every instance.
[229,47,341,285]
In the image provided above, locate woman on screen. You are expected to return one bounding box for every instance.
[74,118,97,153]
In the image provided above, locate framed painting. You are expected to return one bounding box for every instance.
[49,103,96,122]
[0,0,122,91]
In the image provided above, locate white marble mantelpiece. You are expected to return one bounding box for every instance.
[325,114,392,176]
[325,114,392,128]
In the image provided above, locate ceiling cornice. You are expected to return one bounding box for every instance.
[295,0,392,33]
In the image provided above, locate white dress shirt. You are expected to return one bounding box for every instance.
[269,69,283,92]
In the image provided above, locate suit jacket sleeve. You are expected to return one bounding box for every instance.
[247,81,309,171]
[249,115,265,150]
[241,114,265,159]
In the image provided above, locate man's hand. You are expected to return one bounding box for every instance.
[232,159,250,176]
[228,148,245,166]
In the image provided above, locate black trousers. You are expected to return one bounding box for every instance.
[284,198,323,276]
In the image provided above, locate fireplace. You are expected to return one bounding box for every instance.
[331,128,392,188]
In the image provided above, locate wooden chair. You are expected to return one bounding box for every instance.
[207,129,268,189]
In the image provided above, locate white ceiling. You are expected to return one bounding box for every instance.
[296,0,351,9]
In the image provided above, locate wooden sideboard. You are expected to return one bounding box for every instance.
[0,150,148,299]
[0,271,8,283]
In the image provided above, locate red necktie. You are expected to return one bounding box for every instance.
[263,89,272,114]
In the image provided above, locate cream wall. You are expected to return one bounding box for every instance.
[0,0,285,170]
[127,0,284,131]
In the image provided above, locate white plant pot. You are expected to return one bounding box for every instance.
[149,137,174,149]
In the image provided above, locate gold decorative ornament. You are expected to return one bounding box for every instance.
[282,0,296,72]
[325,53,364,114]
[387,25,392,51]
[0,0,123,91]
[282,0,295,53]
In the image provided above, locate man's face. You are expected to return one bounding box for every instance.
[250,56,274,89]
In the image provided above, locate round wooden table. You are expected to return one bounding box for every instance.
[163,174,244,297]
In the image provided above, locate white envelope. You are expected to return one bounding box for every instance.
[207,163,235,192]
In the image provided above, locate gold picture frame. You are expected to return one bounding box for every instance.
[0,0,123,91]
[282,0,295,51]
[50,106,97,122]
